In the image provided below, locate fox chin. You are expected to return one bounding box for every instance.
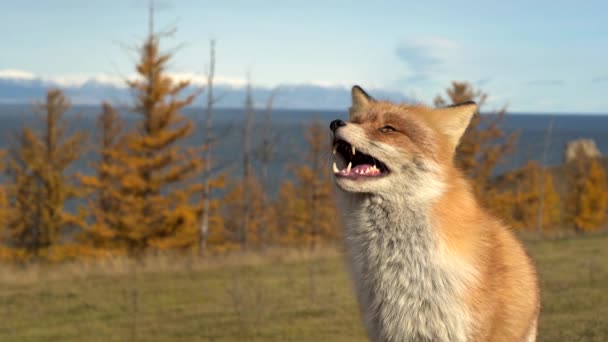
[331,86,540,342]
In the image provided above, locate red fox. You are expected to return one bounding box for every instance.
[331,86,540,342]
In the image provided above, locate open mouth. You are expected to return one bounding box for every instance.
[332,139,389,179]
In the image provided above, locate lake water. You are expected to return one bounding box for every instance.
[1,104,607,193]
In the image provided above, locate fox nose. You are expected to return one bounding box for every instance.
[330,119,346,133]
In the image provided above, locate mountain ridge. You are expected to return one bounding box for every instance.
[0,73,408,110]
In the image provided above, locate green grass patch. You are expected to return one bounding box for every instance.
[1,236,607,341]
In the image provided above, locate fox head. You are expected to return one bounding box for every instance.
[331,85,477,202]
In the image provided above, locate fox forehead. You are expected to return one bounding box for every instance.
[348,101,439,156]
[350,101,438,136]
[350,101,434,125]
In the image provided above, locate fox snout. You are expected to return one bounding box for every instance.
[330,119,346,133]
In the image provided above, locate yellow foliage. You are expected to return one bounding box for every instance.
[435,81,517,203]
[488,161,561,232]
[274,119,339,248]
[0,185,9,235]
[78,102,124,252]
[567,157,608,231]
[2,89,87,260]
[220,176,277,250]
[540,173,561,231]
[274,181,303,245]
[82,31,204,257]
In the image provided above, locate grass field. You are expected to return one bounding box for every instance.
[0,236,607,341]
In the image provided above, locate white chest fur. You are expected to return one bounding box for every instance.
[340,195,473,342]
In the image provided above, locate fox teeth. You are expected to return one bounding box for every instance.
[347,162,352,173]
[332,161,339,173]
[352,145,356,155]
[332,145,337,155]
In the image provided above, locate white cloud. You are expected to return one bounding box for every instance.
[0,69,36,80]
[0,69,253,88]
[168,72,250,88]
[47,73,126,87]
[395,36,460,84]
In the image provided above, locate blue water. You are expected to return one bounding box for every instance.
[1,104,607,193]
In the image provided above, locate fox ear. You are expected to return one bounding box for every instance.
[351,85,373,109]
[433,101,477,149]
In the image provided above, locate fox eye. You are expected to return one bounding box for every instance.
[379,125,396,133]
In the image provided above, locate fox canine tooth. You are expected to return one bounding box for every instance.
[352,145,356,155]
[333,161,339,173]
[347,162,352,173]
[333,145,337,155]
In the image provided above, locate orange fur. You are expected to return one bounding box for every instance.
[340,91,540,341]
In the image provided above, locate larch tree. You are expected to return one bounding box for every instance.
[275,181,303,246]
[277,119,338,248]
[221,77,271,251]
[222,177,269,250]
[434,81,517,204]
[78,102,124,252]
[220,89,281,250]
[490,161,560,232]
[0,187,7,227]
[0,155,12,258]
[99,25,203,256]
[539,173,561,232]
[512,161,560,231]
[3,89,87,260]
[256,89,279,247]
[567,157,608,232]
[536,119,555,234]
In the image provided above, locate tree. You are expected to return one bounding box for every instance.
[508,161,560,231]
[539,173,561,232]
[78,102,124,251]
[200,39,217,257]
[567,157,607,232]
[256,89,279,248]
[222,177,273,250]
[0,156,12,258]
[275,119,339,248]
[240,75,255,250]
[489,161,561,232]
[536,118,555,234]
[434,81,517,203]
[0,181,12,261]
[93,24,203,256]
[0,151,9,230]
[275,181,303,245]
[219,89,281,251]
[3,89,86,260]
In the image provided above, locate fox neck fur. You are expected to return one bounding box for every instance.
[337,186,475,342]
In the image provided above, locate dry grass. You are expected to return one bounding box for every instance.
[0,237,607,341]
[0,245,342,286]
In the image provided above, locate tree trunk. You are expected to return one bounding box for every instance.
[241,75,254,250]
[200,40,216,257]
[536,118,554,235]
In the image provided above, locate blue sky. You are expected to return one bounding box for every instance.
[1,0,608,113]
